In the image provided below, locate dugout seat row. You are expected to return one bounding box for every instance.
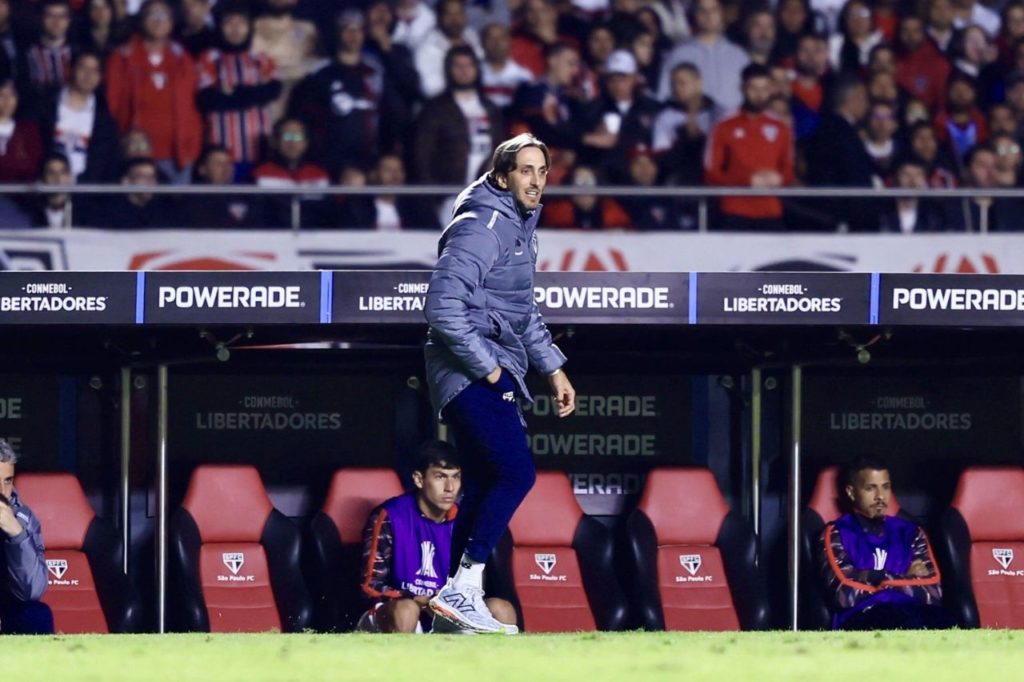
[14,473,142,634]
[167,464,768,633]
[801,464,1024,630]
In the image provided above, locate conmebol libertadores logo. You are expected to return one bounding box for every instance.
[0,272,136,324]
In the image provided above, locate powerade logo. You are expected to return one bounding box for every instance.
[0,282,108,312]
[533,286,672,309]
[157,286,304,309]
[892,287,1024,311]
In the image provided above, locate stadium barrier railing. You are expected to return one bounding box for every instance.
[1,184,1022,232]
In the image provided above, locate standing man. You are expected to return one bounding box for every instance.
[424,133,575,634]
[0,438,52,634]
[704,63,794,231]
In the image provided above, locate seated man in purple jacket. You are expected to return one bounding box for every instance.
[358,441,517,633]
[819,456,954,630]
[0,438,53,634]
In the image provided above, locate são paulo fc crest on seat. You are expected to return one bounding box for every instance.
[46,559,68,580]
[223,552,245,575]
[994,548,1015,570]
[534,553,557,575]
[679,554,702,576]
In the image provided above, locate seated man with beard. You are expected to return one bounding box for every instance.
[820,456,954,630]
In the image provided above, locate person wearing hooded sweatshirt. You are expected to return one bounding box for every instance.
[423,133,576,635]
[412,45,504,189]
[105,0,203,185]
[0,438,52,635]
[196,0,280,178]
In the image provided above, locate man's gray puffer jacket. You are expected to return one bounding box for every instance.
[424,173,566,418]
[2,490,48,604]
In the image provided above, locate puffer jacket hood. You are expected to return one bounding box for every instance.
[449,174,522,230]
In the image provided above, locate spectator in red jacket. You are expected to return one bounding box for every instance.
[511,0,567,78]
[704,63,794,231]
[106,0,202,185]
[934,71,988,162]
[895,14,951,113]
[0,79,42,183]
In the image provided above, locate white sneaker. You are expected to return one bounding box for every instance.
[428,580,506,634]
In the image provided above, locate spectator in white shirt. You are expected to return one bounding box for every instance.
[656,0,749,111]
[392,0,435,50]
[40,50,121,182]
[480,23,533,111]
[414,0,482,98]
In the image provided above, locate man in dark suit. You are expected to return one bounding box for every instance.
[877,159,949,233]
[944,143,1024,232]
[804,76,879,232]
[334,154,440,230]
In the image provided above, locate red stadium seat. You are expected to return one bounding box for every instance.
[308,468,404,631]
[626,467,769,631]
[15,473,141,633]
[800,465,901,628]
[169,464,312,632]
[493,471,628,632]
[941,466,1024,628]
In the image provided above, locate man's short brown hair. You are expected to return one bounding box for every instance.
[491,133,550,180]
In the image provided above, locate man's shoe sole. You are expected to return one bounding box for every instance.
[428,598,505,634]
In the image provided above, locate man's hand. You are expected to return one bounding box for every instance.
[368,20,392,52]
[907,560,931,578]
[549,370,576,418]
[0,497,23,537]
[750,170,783,188]
[486,367,502,384]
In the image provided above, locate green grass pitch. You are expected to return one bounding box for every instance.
[5,630,1024,681]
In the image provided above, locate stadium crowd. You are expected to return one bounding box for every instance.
[1,0,1023,230]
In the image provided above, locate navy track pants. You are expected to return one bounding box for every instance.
[443,372,536,567]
